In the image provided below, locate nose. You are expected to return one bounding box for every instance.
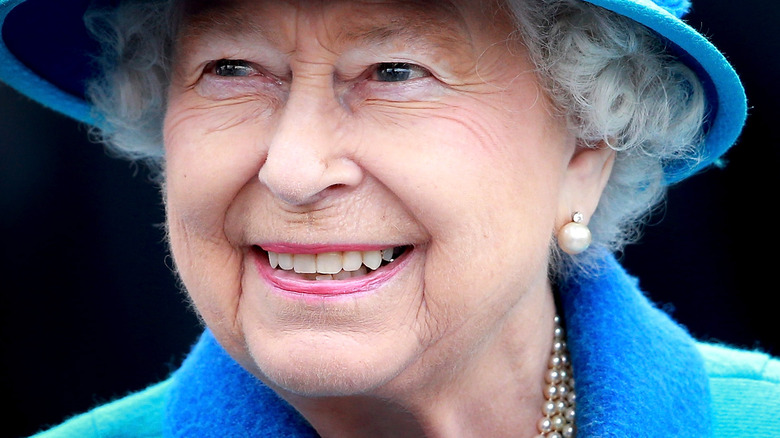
[257,86,363,206]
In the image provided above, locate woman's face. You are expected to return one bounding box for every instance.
[164,0,605,398]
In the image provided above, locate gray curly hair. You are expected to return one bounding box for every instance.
[84,0,706,280]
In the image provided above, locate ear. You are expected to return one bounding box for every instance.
[556,140,615,228]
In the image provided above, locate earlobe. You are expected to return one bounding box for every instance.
[557,140,616,228]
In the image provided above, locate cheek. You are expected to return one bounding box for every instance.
[359,100,569,240]
[163,101,271,234]
[165,200,248,357]
[351,102,569,322]
[163,102,273,352]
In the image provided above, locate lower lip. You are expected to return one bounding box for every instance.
[252,249,411,298]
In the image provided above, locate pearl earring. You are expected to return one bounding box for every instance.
[557,212,592,255]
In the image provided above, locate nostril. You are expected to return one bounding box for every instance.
[257,162,324,205]
[258,155,363,206]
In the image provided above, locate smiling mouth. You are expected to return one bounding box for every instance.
[258,246,410,281]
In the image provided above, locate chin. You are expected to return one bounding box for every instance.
[260,362,392,397]
[252,353,406,398]
[241,329,421,398]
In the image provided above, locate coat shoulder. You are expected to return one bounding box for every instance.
[697,342,780,436]
[29,379,171,438]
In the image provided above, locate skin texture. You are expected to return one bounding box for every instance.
[163,0,615,436]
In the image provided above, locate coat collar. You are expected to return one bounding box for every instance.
[560,252,712,436]
[164,252,712,437]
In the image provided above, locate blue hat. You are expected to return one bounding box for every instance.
[0,0,746,182]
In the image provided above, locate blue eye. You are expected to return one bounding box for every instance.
[213,59,257,77]
[373,63,430,82]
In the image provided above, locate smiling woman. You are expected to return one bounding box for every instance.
[163,1,582,413]
[1,0,778,437]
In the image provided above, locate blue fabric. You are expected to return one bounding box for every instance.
[161,251,712,437]
[163,331,318,438]
[699,343,780,435]
[560,253,712,436]
[646,0,690,18]
[0,0,747,183]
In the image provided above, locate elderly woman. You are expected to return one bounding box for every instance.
[2,0,778,436]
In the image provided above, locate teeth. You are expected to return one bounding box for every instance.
[362,250,381,270]
[293,253,316,274]
[278,253,293,270]
[316,252,342,274]
[266,248,403,276]
[342,251,363,272]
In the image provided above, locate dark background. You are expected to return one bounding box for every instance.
[2,2,779,437]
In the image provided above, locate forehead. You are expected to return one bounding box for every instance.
[177,0,507,51]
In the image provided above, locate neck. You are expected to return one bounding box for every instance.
[280,289,558,438]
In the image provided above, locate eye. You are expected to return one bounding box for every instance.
[372,62,431,82]
[212,59,258,77]
[195,58,285,101]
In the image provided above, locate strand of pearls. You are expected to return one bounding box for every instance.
[534,316,576,438]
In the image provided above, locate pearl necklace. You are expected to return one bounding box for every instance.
[534,315,576,438]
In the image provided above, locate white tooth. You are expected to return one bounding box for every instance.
[353,266,368,277]
[362,250,382,270]
[334,270,352,280]
[342,251,363,272]
[316,252,343,274]
[268,251,279,269]
[293,254,316,273]
[315,274,333,281]
[277,253,294,270]
[381,248,394,261]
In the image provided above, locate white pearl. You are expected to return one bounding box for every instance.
[538,417,553,433]
[557,221,592,255]
[551,415,565,430]
[538,314,576,437]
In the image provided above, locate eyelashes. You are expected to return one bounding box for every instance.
[212,59,259,77]
[196,59,438,101]
[369,62,432,83]
[206,59,430,83]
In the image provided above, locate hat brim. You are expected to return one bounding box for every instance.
[1,0,97,125]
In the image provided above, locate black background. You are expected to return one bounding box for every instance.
[2,2,779,437]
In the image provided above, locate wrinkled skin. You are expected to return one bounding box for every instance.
[163,0,614,436]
